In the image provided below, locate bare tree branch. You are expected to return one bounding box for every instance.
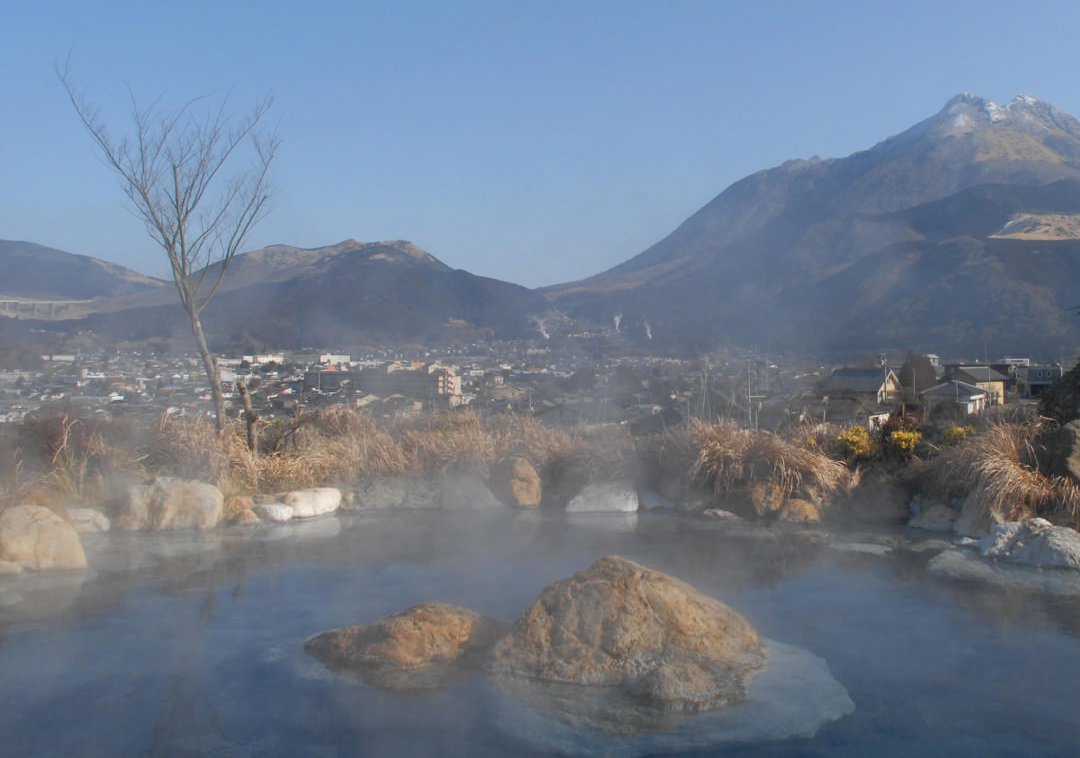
[58,64,277,431]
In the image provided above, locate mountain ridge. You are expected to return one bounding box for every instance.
[6,237,550,349]
[546,92,1080,356]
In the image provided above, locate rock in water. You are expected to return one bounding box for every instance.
[980,518,1080,569]
[281,487,341,518]
[490,456,542,508]
[254,502,294,523]
[0,505,87,571]
[778,499,821,524]
[118,478,224,531]
[565,483,639,513]
[487,556,764,713]
[306,602,509,689]
[65,507,111,534]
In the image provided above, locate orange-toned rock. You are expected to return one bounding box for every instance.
[0,505,87,571]
[224,496,257,525]
[778,498,821,524]
[490,456,542,508]
[749,482,786,516]
[306,602,508,689]
[487,556,764,711]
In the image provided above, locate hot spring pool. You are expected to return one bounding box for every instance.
[1,510,1078,756]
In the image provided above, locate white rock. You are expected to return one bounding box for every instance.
[979,519,1080,569]
[280,487,341,519]
[929,548,1080,596]
[0,559,24,576]
[66,507,111,534]
[566,483,639,513]
[0,505,87,570]
[254,502,294,523]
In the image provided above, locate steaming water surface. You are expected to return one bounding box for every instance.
[1,510,1079,756]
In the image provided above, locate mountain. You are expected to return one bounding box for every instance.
[547,94,1080,357]
[0,240,166,301]
[81,239,550,349]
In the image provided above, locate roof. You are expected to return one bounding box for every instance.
[822,368,896,394]
[920,380,987,400]
[952,366,1008,383]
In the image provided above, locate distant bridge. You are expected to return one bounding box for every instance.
[0,298,94,319]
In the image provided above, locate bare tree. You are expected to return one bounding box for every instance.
[59,67,278,433]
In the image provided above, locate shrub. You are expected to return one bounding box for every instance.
[888,429,922,455]
[688,420,851,500]
[836,425,875,460]
[915,421,1080,528]
[943,425,976,445]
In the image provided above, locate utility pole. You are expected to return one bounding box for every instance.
[879,353,888,404]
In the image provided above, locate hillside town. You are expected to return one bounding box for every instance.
[0,335,1068,435]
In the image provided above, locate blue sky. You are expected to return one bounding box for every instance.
[4,0,1080,287]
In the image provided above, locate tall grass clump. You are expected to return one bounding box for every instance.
[17,413,140,504]
[688,420,851,500]
[917,421,1080,528]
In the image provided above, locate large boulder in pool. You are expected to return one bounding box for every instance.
[980,518,1080,569]
[0,505,87,571]
[487,555,765,712]
[117,478,224,531]
[306,602,509,689]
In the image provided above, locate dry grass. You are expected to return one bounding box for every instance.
[148,407,594,495]
[5,414,142,506]
[916,421,1080,528]
[681,420,851,500]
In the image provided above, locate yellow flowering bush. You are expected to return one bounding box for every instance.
[836,425,875,459]
[943,425,976,445]
[889,429,923,455]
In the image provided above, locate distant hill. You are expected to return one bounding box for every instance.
[0,240,166,301]
[79,240,550,349]
[546,94,1080,357]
